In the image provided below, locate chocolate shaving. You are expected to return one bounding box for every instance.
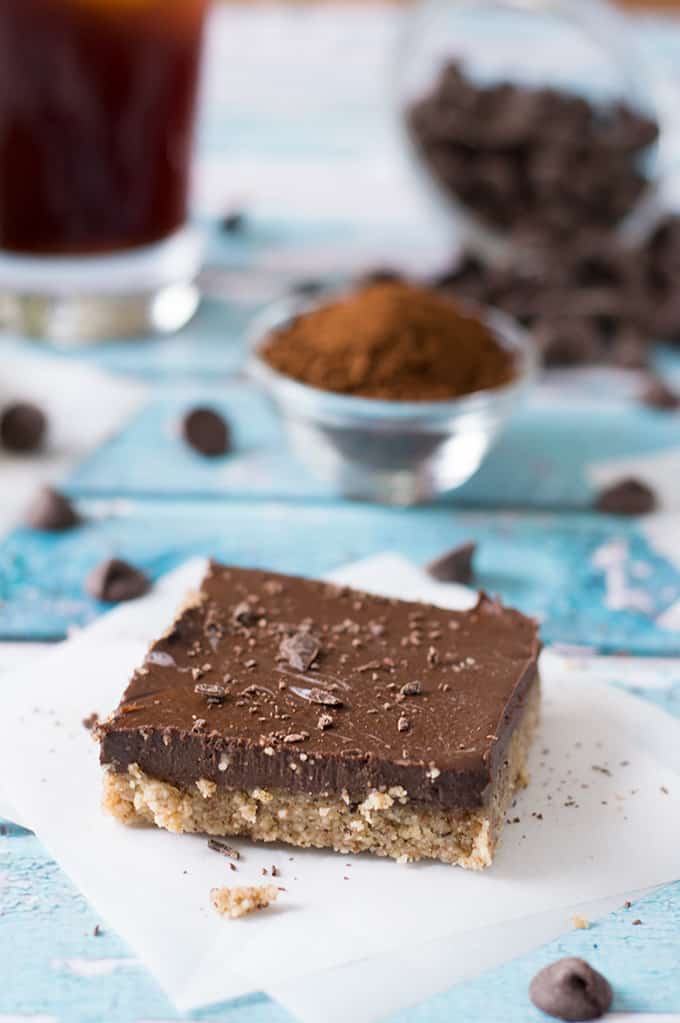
[194,683,227,705]
[307,688,343,707]
[279,632,321,671]
[232,601,255,626]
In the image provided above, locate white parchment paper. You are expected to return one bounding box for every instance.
[0,555,678,1017]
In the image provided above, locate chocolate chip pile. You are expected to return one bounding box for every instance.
[407,62,658,240]
[434,216,680,368]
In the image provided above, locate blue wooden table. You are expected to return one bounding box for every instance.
[2,6,680,1022]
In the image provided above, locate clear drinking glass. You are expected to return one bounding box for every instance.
[0,0,209,344]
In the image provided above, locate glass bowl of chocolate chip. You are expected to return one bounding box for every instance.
[247,279,535,505]
[399,0,661,262]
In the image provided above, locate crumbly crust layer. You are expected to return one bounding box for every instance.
[103,676,539,869]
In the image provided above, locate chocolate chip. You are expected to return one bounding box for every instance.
[279,632,320,671]
[397,715,411,733]
[529,957,612,1021]
[400,681,422,697]
[639,375,680,411]
[594,477,657,516]
[86,559,150,603]
[23,486,79,531]
[181,408,230,457]
[219,209,246,234]
[426,542,477,584]
[0,402,47,453]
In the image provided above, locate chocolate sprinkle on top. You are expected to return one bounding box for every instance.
[279,632,321,672]
[306,688,343,707]
[194,683,227,705]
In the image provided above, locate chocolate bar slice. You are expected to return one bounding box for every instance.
[99,562,540,868]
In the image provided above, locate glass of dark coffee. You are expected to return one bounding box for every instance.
[0,0,209,343]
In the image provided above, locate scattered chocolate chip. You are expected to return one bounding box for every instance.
[219,208,246,234]
[181,407,230,457]
[0,401,47,453]
[639,375,680,411]
[399,681,422,697]
[529,957,613,1021]
[85,558,150,603]
[594,477,657,516]
[207,838,240,860]
[93,925,101,937]
[632,918,642,925]
[279,632,321,671]
[194,683,227,706]
[317,713,333,730]
[271,865,279,877]
[397,716,411,733]
[426,542,477,584]
[23,485,79,531]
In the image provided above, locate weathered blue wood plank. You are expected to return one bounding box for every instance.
[1,501,679,654]
[387,882,680,1022]
[66,386,680,510]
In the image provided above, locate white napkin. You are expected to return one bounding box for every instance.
[0,555,678,1017]
[0,350,146,532]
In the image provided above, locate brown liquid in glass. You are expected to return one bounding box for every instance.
[0,0,207,255]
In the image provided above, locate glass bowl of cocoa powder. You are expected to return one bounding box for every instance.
[247,280,535,505]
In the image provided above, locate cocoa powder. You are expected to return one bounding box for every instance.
[261,282,515,401]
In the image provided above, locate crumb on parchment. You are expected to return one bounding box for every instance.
[571,914,590,930]
[210,884,279,919]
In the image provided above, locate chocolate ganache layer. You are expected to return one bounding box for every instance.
[99,562,540,810]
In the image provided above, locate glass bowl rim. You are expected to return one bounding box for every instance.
[246,288,538,424]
